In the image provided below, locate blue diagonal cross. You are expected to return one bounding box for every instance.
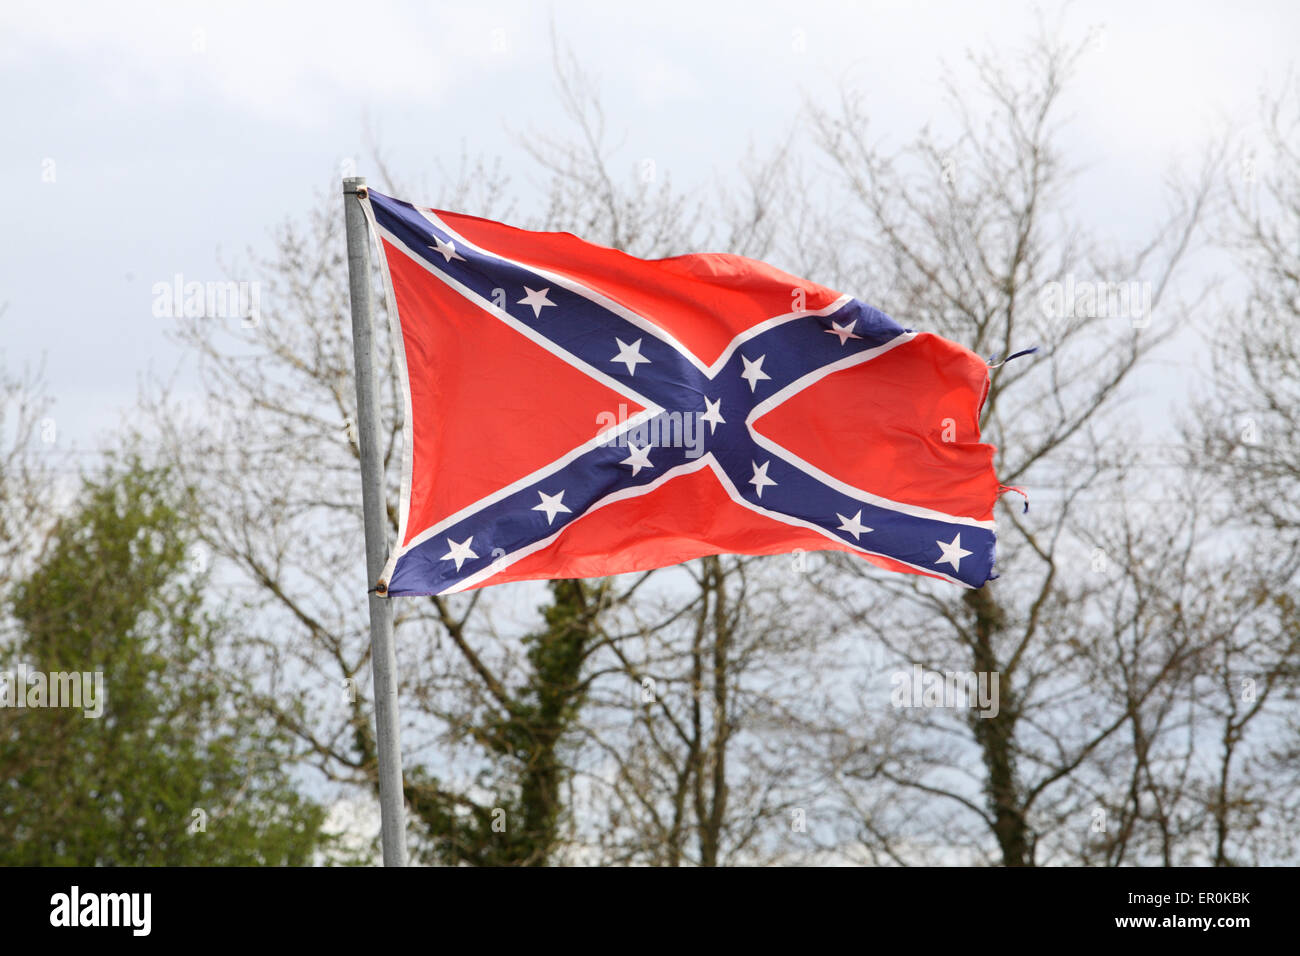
[368,191,995,594]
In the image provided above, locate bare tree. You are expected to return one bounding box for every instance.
[141,45,729,863]
[1197,77,1300,532]
[1181,76,1300,865]
[138,19,1300,870]
[800,19,1218,865]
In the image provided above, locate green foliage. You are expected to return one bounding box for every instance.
[0,459,326,865]
[408,579,601,866]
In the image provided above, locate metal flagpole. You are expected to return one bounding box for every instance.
[342,175,408,866]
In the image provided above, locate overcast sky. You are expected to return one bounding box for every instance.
[2,0,1295,456]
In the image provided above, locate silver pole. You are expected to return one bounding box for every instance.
[342,175,408,866]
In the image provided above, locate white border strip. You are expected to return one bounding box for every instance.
[356,193,415,587]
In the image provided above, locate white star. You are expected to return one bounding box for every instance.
[610,337,651,376]
[749,460,777,498]
[700,397,725,434]
[429,236,465,263]
[442,536,478,571]
[621,442,654,476]
[935,533,973,573]
[517,286,557,318]
[825,319,862,346]
[532,489,572,525]
[836,510,873,540]
[740,354,771,392]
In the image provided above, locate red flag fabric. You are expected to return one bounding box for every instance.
[360,188,1001,595]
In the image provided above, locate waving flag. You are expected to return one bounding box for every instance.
[359,189,1001,596]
